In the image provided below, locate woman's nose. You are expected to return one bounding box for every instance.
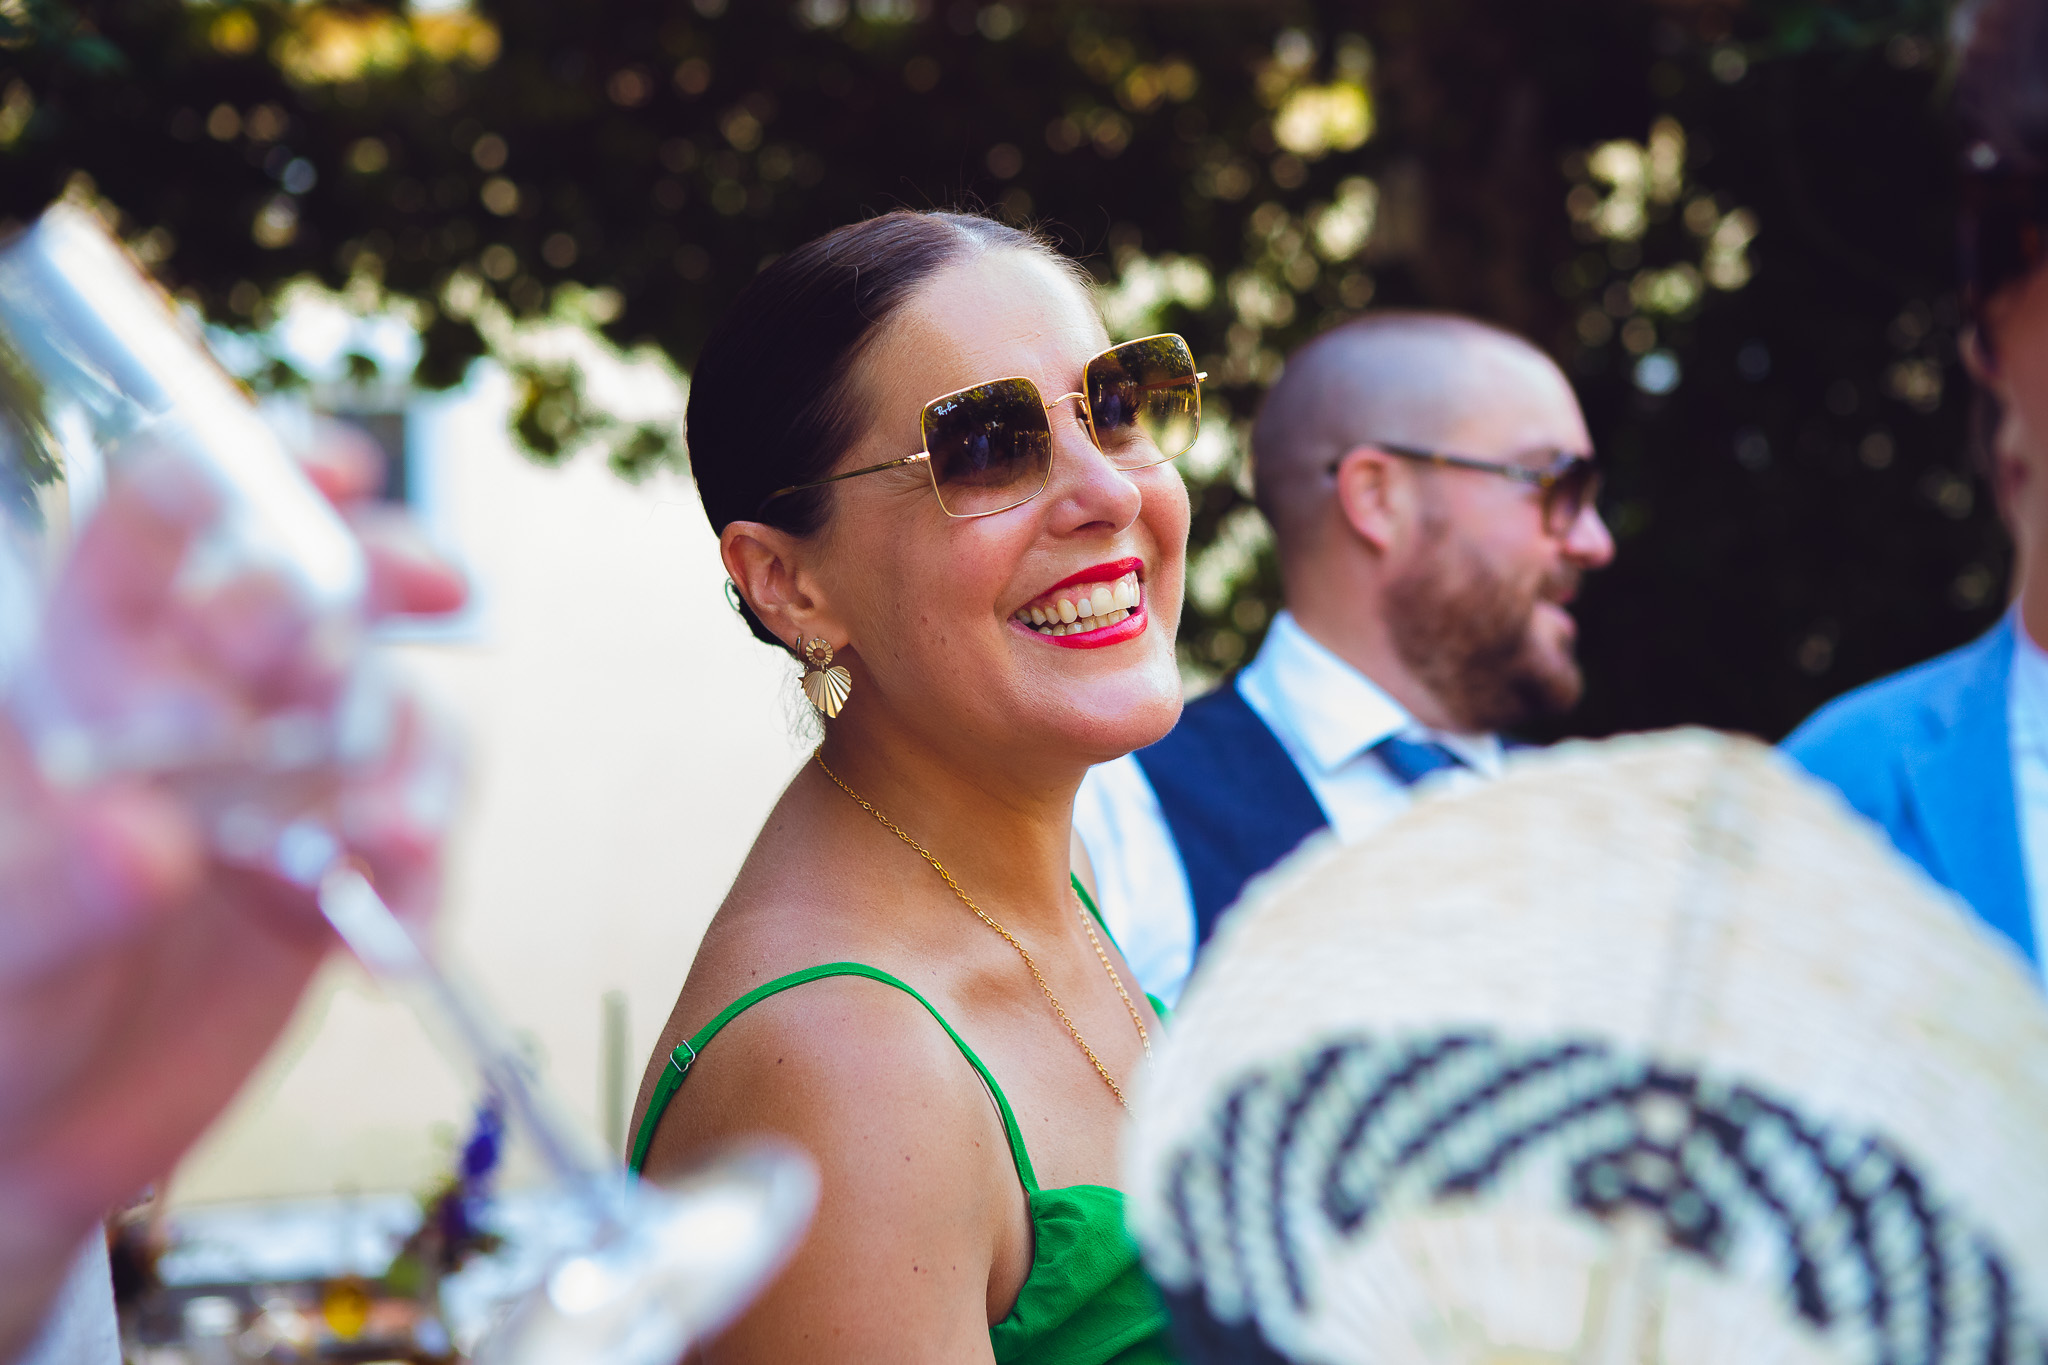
[1048,406,1142,531]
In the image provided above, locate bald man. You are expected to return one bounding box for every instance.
[1075,311,1616,1004]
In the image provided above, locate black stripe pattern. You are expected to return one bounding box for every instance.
[1148,1032,2044,1365]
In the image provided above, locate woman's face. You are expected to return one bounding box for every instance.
[805,249,1189,773]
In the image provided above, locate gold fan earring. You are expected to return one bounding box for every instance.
[799,637,852,719]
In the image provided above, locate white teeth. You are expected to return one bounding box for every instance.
[1012,571,1144,636]
[1025,605,1132,638]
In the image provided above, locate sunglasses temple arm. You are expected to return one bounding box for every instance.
[824,452,932,484]
[764,452,932,503]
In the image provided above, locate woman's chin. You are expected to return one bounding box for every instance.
[952,630,1186,766]
[1041,673,1185,764]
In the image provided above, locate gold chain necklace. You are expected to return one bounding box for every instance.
[812,749,1152,1108]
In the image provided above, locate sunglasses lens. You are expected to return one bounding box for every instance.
[1085,335,1201,470]
[1545,460,1600,534]
[922,378,1053,516]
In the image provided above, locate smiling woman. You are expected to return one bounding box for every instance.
[628,210,1196,1364]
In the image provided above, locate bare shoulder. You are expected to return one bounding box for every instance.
[639,963,1006,1180]
[640,967,1018,1363]
[629,883,887,1143]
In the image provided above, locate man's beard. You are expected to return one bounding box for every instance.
[1385,515,1585,733]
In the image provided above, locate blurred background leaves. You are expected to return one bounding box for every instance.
[0,0,2001,739]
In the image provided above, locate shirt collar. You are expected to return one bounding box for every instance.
[2011,609,2048,749]
[1236,611,1507,777]
[1236,611,1403,774]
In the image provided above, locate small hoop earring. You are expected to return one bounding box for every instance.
[799,637,853,719]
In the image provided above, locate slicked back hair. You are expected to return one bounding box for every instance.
[688,209,1075,648]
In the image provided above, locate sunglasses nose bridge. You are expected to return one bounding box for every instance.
[1043,388,1101,451]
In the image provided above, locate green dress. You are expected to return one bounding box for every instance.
[628,880,1177,1365]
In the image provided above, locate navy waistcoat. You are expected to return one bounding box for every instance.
[1134,680,1330,948]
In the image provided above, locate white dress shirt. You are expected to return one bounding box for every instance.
[20,1237,121,1365]
[2005,619,2048,980]
[1074,610,1502,1005]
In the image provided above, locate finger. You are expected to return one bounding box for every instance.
[44,555,333,728]
[47,460,213,629]
[335,692,461,923]
[347,507,469,619]
[62,782,206,937]
[25,468,228,732]
[0,777,205,985]
[172,569,318,691]
[297,419,388,506]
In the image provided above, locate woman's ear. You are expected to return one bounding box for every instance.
[720,521,844,649]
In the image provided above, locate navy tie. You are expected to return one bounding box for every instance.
[1372,734,1468,788]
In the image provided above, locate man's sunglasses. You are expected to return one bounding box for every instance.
[1332,441,1602,537]
[760,333,1205,518]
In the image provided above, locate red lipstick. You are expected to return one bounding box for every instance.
[1010,555,1150,650]
[1041,557,1144,595]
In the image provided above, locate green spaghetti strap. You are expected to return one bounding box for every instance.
[628,962,1039,1193]
[1071,873,1106,932]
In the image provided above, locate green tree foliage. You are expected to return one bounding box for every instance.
[0,0,2002,738]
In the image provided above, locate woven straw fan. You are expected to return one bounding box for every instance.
[1124,729,2048,1365]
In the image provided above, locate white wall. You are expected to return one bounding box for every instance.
[171,370,809,1204]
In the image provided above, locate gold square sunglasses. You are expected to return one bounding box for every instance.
[759,333,1206,518]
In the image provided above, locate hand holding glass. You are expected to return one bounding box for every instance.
[0,205,814,1364]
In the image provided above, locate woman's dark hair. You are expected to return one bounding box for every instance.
[688,209,1073,649]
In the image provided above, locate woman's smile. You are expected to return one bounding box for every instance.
[1010,557,1148,648]
[666,211,1188,1363]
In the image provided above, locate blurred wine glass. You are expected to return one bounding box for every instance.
[0,203,814,1365]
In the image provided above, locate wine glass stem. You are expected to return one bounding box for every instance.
[284,823,620,1216]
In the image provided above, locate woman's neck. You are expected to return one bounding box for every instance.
[811,713,1083,936]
